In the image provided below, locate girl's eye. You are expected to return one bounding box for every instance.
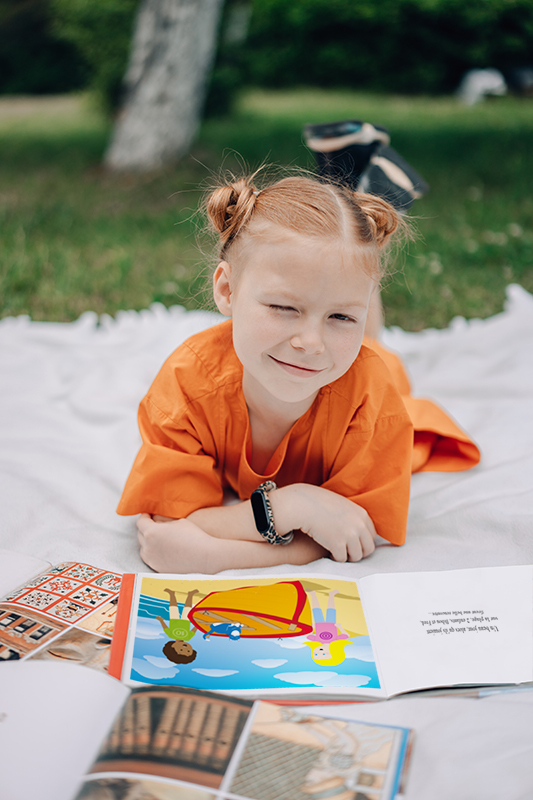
[330,313,356,323]
[269,304,297,312]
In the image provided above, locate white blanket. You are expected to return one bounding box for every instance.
[2,284,533,799]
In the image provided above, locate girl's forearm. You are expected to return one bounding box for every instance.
[187,485,305,542]
[187,501,262,541]
[202,531,328,572]
[138,514,327,574]
[157,483,375,563]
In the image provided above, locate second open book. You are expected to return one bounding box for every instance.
[109,565,533,701]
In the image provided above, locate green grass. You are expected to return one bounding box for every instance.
[1,89,532,329]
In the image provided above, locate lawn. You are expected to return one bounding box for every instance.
[1,89,532,329]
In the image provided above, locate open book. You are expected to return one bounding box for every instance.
[0,661,412,800]
[0,549,122,671]
[110,566,533,701]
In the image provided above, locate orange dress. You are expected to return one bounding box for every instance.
[117,321,480,546]
[367,339,480,474]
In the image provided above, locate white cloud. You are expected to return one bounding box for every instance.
[273,671,338,686]
[192,668,239,678]
[344,642,376,663]
[273,671,371,688]
[145,655,174,668]
[135,618,164,639]
[252,659,288,669]
[131,656,179,680]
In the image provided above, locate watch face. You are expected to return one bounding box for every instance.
[251,490,269,534]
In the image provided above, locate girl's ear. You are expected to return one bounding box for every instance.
[213,261,233,316]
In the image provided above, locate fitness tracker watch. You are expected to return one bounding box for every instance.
[250,481,295,546]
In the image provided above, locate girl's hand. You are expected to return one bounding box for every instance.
[272,484,376,563]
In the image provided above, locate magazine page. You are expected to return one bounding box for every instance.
[75,689,411,800]
[0,561,122,671]
[0,661,129,800]
[0,549,51,597]
[115,573,388,700]
[359,565,533,697]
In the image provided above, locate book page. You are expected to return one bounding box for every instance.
[223,701,411,800]
[117,573,387,699]
[0,661,129,800]
[0,549,50,597]
[0,561,122,667]
[360,565,533,697]
[78,686,253,800]
[75,692,410,800]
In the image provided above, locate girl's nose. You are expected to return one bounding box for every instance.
[290,322,325,354]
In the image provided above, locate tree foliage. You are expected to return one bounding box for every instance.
[52,0,139,111]
[3,0,533,104]
[0,0,86,94]
[242,0,533,93]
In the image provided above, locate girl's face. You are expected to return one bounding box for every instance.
[313,644,331,660]
[213,230,376,413]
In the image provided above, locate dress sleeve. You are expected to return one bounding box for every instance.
[116,394,224,518]
[322,397,413,547]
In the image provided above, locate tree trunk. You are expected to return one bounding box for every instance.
[105,0,224,172]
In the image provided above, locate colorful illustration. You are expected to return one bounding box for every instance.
[157,588,199,665]
[203,622,242,640]
[1,562,122,624]
[127,577,380,694]
[189,580,313,638]
[0,562,122,668]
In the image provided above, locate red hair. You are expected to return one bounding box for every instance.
[206,175,405,280]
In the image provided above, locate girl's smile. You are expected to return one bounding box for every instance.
[213,228,377,416]
[268,354,327,377]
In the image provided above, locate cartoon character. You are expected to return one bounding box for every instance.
[203,622,242,640]
[305,590,353,667]
[155,588,199,664]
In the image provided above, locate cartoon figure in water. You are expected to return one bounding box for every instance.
[203,622,242,640]
[305,590,353,667]
[156,588,199,664]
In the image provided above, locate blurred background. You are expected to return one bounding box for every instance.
[0,0,532,330]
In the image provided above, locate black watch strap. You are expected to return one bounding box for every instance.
[251,481,294,546]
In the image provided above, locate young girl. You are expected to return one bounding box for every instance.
[118,175,479,573]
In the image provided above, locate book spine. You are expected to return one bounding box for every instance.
[108,573,135,680]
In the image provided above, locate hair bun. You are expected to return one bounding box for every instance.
[206,179,258,251]
[355,193,399,247]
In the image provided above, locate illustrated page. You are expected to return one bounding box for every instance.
[75,689,410,800]
[120,574,387,698]
[359,565,533,697]
[0,661,129,800]
[0,561,122,671]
